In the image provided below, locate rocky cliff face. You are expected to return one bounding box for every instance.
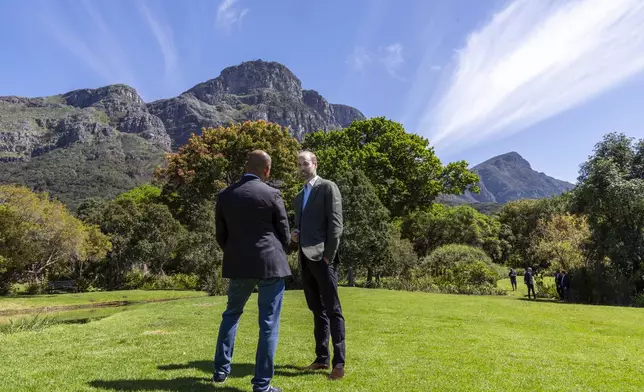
[443,152,574,205]
[0,60,365,207]
[148,60,366,148]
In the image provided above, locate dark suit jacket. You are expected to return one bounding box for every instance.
[215,175,291,279]
[294,177,343,262]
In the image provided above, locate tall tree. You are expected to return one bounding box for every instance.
[155,120,301,224]
[573,132,644,298]
[0,185,110,293]
[302,117,480,217]
[332,168,392,285]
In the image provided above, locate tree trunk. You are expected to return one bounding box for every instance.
[366,268,373,287]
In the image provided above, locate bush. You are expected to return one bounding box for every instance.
[633,292,644,308]
[200,269,229,296]
[124,270,199,290]
[285,252,302,290]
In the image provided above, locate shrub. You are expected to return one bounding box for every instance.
[285,252,302,290]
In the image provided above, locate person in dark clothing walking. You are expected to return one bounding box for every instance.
[508,268,518,291]
[524,267,536,299]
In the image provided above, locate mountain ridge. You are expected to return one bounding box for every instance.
[0,60,365,207]
[443,151,574,205]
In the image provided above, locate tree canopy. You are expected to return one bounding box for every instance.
[303,117,480,217]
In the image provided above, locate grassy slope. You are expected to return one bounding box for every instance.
[1,288,643,392]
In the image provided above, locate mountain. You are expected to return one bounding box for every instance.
[0,60,365,208]
[443,152,574,206]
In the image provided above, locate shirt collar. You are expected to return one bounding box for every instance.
[305,175,319,189]
[242,173,260,180]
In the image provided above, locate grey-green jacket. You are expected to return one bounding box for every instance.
[294,177,343,262]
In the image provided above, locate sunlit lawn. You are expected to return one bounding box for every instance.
[1,287,643,391]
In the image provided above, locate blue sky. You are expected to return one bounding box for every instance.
[2,0,644,183]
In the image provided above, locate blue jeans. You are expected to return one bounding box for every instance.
[214,278,285,392]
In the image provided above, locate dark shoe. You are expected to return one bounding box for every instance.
[255,387,281,392]
[304,361,329,371]
[328,365,345,380]
[212,372,227,383]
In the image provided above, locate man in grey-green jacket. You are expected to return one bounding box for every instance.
[292,150,345,381]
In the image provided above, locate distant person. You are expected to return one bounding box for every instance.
[555,270,564,300]
[524,267,536,300]
[292,150,346,381]
[212,150,291,392]
[508,268,518,291]
[560,270,570,301]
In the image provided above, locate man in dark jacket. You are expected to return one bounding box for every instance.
[292,151,345,381]
[560,270,570,301]
[524,267,536,299]
[212,150,290,392]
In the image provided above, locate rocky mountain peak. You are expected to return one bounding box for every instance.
[63,84,144,111]
[481,151,531,170]
[186,60,304,105]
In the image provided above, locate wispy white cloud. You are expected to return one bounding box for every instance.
[139,3,182,90]
[430,65,442,72]
[347,46,372,72]
[379,43,405,80]
[41,1,138,88]
[426,0,644,152]
[348,43,405,80]
[217,0,249,29]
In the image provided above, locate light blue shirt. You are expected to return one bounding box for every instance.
[302,176,319,210]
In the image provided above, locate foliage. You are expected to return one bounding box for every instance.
[529,214,590,272]
[80,192,185,289]
[332,168,392,284]
[155,120,300,223]
[303,117,480,217]
[572,132,644,302]
[497,196,570,267]
[401,204,510,263]
[0,185,111,294]
[124,270,199,290]
[0,133,165,211]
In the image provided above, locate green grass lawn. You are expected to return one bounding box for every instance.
[0,290,206,313]
[1,287,643,391]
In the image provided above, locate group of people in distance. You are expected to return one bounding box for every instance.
[508,267,571,301]
[212,150,345,392]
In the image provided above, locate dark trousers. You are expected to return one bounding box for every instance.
[510,277,517,290]
[527,284,536,299]
[300,250,346,368]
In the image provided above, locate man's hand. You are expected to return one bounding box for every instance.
[291,229,300,243]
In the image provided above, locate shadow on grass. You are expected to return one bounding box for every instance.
[89,377,243,391]
[89,360,322,391]
[159,360,322,378]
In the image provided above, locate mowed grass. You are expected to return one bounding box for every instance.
[0,290,206,313]
[1,288,644,392]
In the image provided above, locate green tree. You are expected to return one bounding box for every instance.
[401,204,509,263]
[529,214,590,272]
[82,194,184,288]
[497,196,569,267]
[332,168,392,286]
[0,185,111,293]
[155,120,301,224]
[572,132,644,301]
[303,117,480,217]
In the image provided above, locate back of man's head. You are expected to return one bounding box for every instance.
[245,150,272,180]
